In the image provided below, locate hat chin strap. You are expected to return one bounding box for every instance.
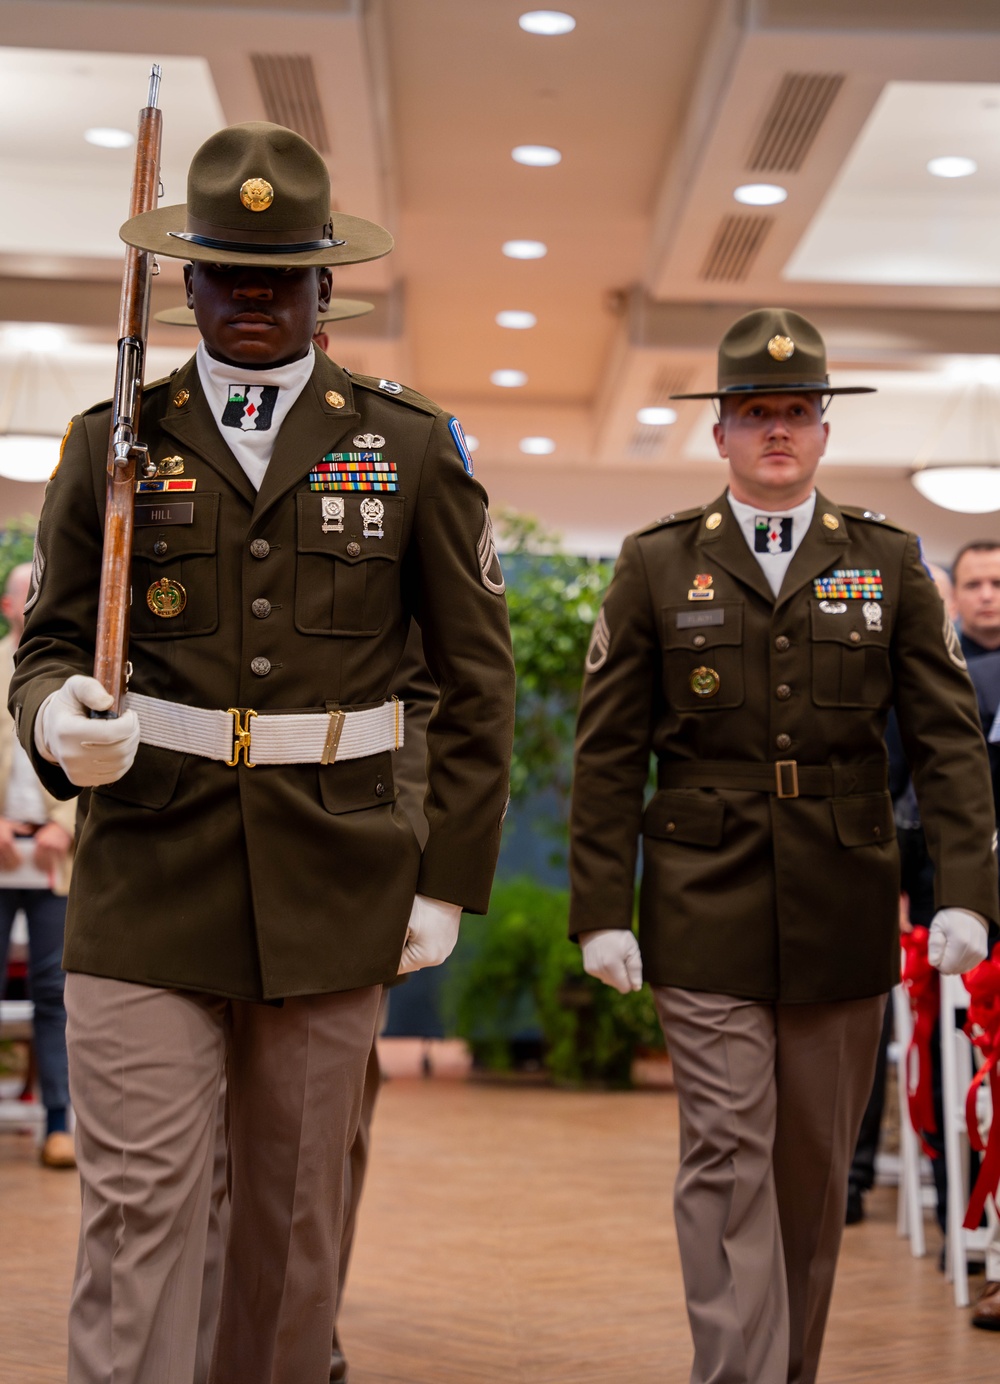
[169,230,346,253]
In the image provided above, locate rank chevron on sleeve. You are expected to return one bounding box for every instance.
[308,452,399,492]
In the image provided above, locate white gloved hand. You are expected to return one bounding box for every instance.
[34,675,140,788]
[397,894,462,975]
[927,907,989,975]
[579,929,643,994]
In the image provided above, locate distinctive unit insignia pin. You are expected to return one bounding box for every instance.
[690,666,721,698]
[146,577,187,619]
[157,455,185,477]
[240,177,274,212]
[360,497,385,539]
[321,497,345,534]
[767,335,795,362]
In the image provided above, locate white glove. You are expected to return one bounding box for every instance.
[927,907,989,975]
[580,929,643,994]
[397,894,462,975]
[34,675,140,788]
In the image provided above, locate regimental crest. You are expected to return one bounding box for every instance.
[477,507,505,594]
[585,607,610,674]
[221,384,278,431]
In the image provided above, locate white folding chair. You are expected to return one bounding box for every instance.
[0,998,46,1140]
[890,983,930,1257]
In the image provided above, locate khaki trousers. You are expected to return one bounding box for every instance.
[654,987,886,1384]
[65,972,382,1384]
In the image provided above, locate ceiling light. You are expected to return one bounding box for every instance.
[636,406,677,426]
[496,310,537,330]
[519,437,555,455]
[0,434,61,482]
[84,126,134,149]
[927,155,977,179]
[491,369,528,388]
[502,239,548,260]
[911,466,1000,513]
[512,145,561,167]
[733,183,787,207]
[518,10,576,35]
[1,323,70,352]
[463,434,480,452]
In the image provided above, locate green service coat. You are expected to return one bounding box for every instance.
[11,351,514,1001]
[569,491,998,1003]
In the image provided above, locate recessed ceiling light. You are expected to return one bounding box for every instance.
[927,155,978,179]
[636,406,678,426]
[519,436,555,455]
[464,434,480,452]
[84,126,134,149]
[912,466,1000,513]
[512,145,561,167]
[519,10,576,35]
[0,435,61,482]
[491,369,528,388]
[496,310,537,330]
[502,239,548,260]
[1,323,70,352]
[733,183,787,207]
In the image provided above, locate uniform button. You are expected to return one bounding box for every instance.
[152,539,168,556]
[776,733,792,751]
[251,598,272,619]
[873,825,881,838]
[775,635,790,651]
[692,634,706,648]
[250,538,270,559]
[666,821,676,834]
[346,541,361,557]
[849,630,861,644]
[250,656,271,677]
[776,683,791,700]
[375,780,387,798]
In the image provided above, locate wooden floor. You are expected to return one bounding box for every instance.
[1,1058,997,1384]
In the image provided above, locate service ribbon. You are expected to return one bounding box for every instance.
[961,945,1000,1230]
[902,926,940,1157]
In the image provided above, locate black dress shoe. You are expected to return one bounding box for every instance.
[329,1345,349,1382]
[845,1184,864,1225]
[972,1281,1000,1331]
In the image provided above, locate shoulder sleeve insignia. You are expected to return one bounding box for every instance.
[50,419,73,478]
[449,417,475,476]
[585,607,610,674]
[23,532,45,615]
[477,507,505,594]
[943,611,967,671]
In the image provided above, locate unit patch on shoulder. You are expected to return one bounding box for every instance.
[585,607,610,674]
[51,420,73,479]
[477,507,505,594]
[449,417,475,477]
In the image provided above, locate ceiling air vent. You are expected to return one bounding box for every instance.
[746,72,844,174]
[250,54,331,154]
[627,366,694,461]
[699,214,773,283]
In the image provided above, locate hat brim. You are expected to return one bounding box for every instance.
[154,298,375,327]
[121,204,393,267]
[671,384,876,400]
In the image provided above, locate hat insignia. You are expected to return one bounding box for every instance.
[240,177,274,213]
[767,335,795,362]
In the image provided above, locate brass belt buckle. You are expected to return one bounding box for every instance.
[775,759,799,799]
[226,707,257,767]
[321,710,346,765]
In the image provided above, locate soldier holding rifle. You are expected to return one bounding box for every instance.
[11,114,514,1384]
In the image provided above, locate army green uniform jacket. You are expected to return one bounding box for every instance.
[569,491,998,1003]
[10,350,514,1001]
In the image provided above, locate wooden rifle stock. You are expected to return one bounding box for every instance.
[92,65,162,715]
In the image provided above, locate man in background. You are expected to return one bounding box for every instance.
[0,562,76,1168]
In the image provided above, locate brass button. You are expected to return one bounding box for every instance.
[251,598,271,619]
[250,538,270,559]
[692,634,706,648]
[346,541,361,557]
[849,630,861,644]
[666,822,676,834]
[375,780,386,798]
[776,733,792,751]
[776,683,791,700]
[775,635,790,651]
[250,656,271,677]
[152,539,168,556]
[873,825,881,838]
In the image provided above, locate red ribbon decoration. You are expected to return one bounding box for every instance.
[901,926,940,1158]
[961,945,1000,1231]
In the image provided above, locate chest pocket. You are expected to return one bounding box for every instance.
[660,603,745,710]
[810,601,892,708]
[130,494,219,640]
[295,492,404,636]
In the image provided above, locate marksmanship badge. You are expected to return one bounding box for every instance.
[322,497,345,533]
[361,497,385,539]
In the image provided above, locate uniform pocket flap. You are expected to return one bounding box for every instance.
[319,750,395,814]
[831,792,895,847]
[94,743,183,810]
[642,790,724,847]
[297,492,403,562]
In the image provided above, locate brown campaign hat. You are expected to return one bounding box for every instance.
[154,299,375,327]
[121,122,393,268]
[671,308,875,400]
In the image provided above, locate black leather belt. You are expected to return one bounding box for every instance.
[657,760,887,800]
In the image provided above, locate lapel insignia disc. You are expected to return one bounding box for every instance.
[173,389,190,408]
[705,512,722,531]
[821,512,840,531]
[325,391,346,409]
[321,497,345,533]
[361,497,385,539]
[146,577,187,618]
[690,666,721,698]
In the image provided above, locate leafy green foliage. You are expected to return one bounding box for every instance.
[0,520,37,637]
[444,878,662,1088]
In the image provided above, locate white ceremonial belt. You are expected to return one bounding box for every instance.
[125,692,403,768]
